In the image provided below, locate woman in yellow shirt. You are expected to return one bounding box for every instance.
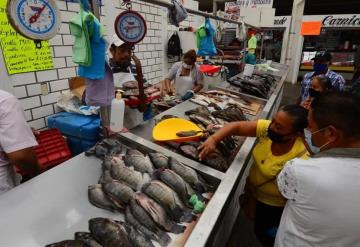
[198,105,309,247]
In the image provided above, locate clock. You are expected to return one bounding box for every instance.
[6,0,61,41]
[114,10,147,45]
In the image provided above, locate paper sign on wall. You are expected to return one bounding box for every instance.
[0,0,54,75]
[301,21,322,36]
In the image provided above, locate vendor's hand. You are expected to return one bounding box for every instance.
[198,136,217,161]
[181,90,194,101]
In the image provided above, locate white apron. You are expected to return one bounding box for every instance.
[174,75,195,97]
[0,165,21,195]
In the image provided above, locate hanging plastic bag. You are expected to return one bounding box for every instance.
[197,17,217,57]
[168,0,188,27]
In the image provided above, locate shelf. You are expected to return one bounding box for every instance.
[300,65,354,72]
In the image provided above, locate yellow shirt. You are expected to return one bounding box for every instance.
[248,120,309,207]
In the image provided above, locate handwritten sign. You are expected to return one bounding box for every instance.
[0,0,54,74]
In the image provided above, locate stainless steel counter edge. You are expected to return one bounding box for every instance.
[119,132,226,181]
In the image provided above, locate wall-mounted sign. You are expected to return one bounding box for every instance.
[0,0,53,74]
[303,14,360,28]
[301,21,322,36]
[236,0,273,8]
[224,2,240,21]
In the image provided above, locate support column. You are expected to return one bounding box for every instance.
[284,0,305,84]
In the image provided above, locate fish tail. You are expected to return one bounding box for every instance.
[157,230,171,247]
[170,206,184,222]
[169,223,186,234]
[180,210,197,223]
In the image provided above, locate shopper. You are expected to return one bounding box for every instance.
[198,105,309,247]
[163,49,204,100]
[275,92,360,247]
[298,51,345,103]
[0,90,40,194]
[300,74,332,110]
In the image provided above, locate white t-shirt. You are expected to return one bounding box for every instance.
[275,148,360,247]
[0,90,38,167]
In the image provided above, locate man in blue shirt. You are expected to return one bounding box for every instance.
[298,51,345,103]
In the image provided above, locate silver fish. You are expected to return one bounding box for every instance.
[45,240,87,247]
[124,153,154,174]
[148,152,169,169]
[89,218,130,247]
[74,232,102,247]
[111,164,150,190]
[129,199,171,247]
[102,180,134,209]
[88,184,119,211]
[134,192,185,233]
[169,157,208,193]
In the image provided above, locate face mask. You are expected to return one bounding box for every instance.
[313,63,327,74]
[309,88,322,98]
[268,128,288,143]
[183,63,193,70]
[304,127,331,154]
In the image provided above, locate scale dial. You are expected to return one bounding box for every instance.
[114,10,147,45]
[7,0,61,40]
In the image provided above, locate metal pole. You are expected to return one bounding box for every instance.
[137,0,257,28]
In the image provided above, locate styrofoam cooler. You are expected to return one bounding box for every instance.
[47,112,101,155]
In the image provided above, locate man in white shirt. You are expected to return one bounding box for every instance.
[0,90,40,194]
[276,92,360,247]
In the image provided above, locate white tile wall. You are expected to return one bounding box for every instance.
[58,67,76,79]
[28,118,46,130]
[20,96,41,110]
[27,84,42,96]
[41,92,61,105]
[50,79,69,92]
[14,86,27,98]
[24,110,32,121]
[32,105,55,119]
[53,57,67,69]
[36,70,58,82]
[54,46,73,57]
[10,72,37,86]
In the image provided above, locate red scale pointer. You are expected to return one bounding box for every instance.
[29,1,47,24]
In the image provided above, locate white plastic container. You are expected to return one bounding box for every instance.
[110,90,125,132]
[243,64,255,76]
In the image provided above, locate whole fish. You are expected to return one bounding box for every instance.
[169,157,208,193]
[124,223,155,247]
[154,169,195,207]
[98,169,113,184]
[45,240,87,247]
[111,164,150,190]
[129,199,171,247]
[125,206,163,246]
[179,144,199,160]
[203,151,229,172]
[126,149,143,156]
[88,184,119,211]
[142,180,195,223]
[102,180,134,209]
[124,153,154,174]
[134,192,185,233]
[148,152,169,169]
[74,232,102,247]
[89,218,130,247]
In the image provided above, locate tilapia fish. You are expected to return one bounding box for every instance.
[169,157,208,193]
[203,151,229,172]
[129,199,171,247]
[179,144,199,160]
[88,184,119,211]
[142,180,195,223]
[74,232,102,247]
[154,169,195,207]
[148,152,169,169]
[102,180,134,209]
[98,169,113,184]
[45,240,87,247]
[111,164,150,190]
[124,152,154,174]
[134,192,185,233]
[124,223,155,247]
[89,218,130,247]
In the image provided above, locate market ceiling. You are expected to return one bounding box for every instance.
[197,0,360,16]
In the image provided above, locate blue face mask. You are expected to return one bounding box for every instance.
[304,127,331,154]
[313,63,327,74]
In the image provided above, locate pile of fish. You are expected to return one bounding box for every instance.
[49,137,211,247]
[227,73,276,98]
[153,95,182,114]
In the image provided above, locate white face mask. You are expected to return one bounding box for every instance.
[304,127,332,154]
[182,63,193,70]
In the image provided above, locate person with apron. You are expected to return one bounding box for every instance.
[0,90,40,194]
[163,49,204,100]
[108,34,149,129]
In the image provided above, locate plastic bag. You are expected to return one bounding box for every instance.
[57,93,99,115]
[197,18,217,56]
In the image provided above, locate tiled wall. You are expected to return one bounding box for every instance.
[5,0,199,130]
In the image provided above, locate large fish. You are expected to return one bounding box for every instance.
[153,169,195,207]
[129,199,171,247]
[124,152,154,174]
[169,157,208,193]
[124,223,155,247]
[102,180,134,209]
[45,240,87,247]
[142,180,195,223]
[89,218,130,247]
[134,192,185,233]
[74,232,102,247]
[179,144,199,160]
[148,152,169,169]
[110,164,150,190]
[98,169,113,184]
[88,184,119,211]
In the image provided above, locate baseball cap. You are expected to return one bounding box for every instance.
[111,34,125,47]
[311,51,332,62]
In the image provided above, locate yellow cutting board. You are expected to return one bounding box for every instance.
[152,118,203,142]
